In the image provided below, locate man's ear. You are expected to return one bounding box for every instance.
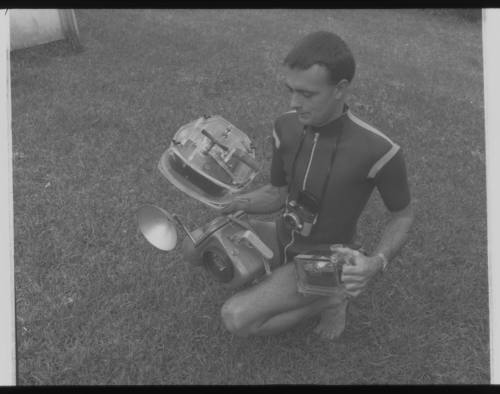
[334,79,350,99]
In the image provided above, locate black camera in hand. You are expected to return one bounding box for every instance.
[282,190,320,237]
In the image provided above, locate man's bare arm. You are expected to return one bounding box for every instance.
[341,203,414,297]
[372,203,414,266]
[221,184,288,214]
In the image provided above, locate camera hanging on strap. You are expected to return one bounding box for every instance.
[282,125,344,238]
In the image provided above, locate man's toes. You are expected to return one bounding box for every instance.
[312,307,347,339]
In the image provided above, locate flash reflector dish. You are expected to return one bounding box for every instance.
[137,204,178,251]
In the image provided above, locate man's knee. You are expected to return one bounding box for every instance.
[220,297,251,337]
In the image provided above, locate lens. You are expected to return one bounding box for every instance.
[202,247,234,283]
[283,212,301,230]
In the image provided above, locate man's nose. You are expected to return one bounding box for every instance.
[290,92,301,110]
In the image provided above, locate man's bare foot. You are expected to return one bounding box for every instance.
[313,300,348,340]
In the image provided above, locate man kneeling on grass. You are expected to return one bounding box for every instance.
[220,31,414,339]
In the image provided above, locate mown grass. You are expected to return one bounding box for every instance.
[12,9,487,384]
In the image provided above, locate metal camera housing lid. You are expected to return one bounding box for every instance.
[158,115,260,208]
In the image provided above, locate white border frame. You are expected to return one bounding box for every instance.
[0,8,16,386]
[0,8,495,386]
[484,8,500,384]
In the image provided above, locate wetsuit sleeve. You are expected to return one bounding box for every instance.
[270,143,288,187]
[374,148,411,212]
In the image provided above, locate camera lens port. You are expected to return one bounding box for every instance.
[283,212,302,231]
[202,247,234,283]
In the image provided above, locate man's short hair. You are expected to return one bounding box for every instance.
[283,31,355,85]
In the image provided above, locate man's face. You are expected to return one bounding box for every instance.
[283,64,343,127]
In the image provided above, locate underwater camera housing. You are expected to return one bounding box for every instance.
[137,205,274,289]
[158,115,260,209]
[180,211,274,288]
[294,245,356,296]
[137,115,274,289]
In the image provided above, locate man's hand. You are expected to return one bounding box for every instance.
[219,197,250,214]
[339,204,414,298]
[335,247,383,298]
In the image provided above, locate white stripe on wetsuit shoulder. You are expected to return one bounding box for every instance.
[347,111,393,143]
[272,128,280,149]
[272,110,296,148]
[368,144,400,178]
[347,111,400,179]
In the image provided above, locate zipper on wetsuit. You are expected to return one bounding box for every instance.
[301,132,319,191]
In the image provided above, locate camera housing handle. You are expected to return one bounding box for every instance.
[229,230,274,261]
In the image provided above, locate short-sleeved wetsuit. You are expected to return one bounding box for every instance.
[271,106,411,259]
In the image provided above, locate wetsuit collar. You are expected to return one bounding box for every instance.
[307,104,349,134]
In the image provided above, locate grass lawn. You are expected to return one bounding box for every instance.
[11,9,487,384]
